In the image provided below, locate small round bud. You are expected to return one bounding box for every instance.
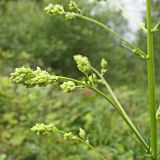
[60,81,76,93]
[132,49,139,55]
[79,128,86,139]
[88,76,94,84]
[101,69,107,75]
[101,58,108,69]
[64,132,77,140]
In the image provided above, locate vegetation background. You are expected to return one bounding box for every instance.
[0,0,159,159]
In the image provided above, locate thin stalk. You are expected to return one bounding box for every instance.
[58,130,106,160]
[58,76,149,151]
[92,67,149,151]
[76,15,147,58]
[58,76,119,110]
[146,0,157,156]
[78,138,106,160]
[109,0,147,33]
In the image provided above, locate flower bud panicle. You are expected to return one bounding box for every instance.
[68,1,81,14]
[31,123,58,136]
[44,4,64,15]
[74,55,91,74]
[60,81,76,93]
[10,66,58,88]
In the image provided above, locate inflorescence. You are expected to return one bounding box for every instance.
[10,55,108,92]
[10,66,58,88]
[31,123,88,143]
[74,55,91,75]
[10,54,108,158]
[44,1,82,20]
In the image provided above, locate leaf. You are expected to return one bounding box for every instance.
[152,21,160,32]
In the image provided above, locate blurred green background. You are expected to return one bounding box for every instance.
[0,0,160,160]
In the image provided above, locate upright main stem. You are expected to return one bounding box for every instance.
[146,0,157,156]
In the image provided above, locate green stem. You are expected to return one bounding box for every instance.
[57,130,106,160]
[77,15,147,58]
[58,76,149,151]
[110,0,147,33]
[78,138,106,160]
[92,67,149,151]
[58,76,119,110]
[146,0,157,157]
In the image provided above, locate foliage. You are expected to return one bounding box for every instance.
[0,0,131,83]
[2,71,160,160]
[0,0,160,160]
[1,50,160,160]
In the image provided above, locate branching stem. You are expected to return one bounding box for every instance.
[109,0,147,33]
[76,15,147,58]
[58,76,149,151]
[91,67,149,151]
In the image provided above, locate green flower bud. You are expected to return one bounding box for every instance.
[88,75,94,84]
[44,4,64,15]
[92,73,98,81]
[60,81,76,93]
[132,49,140,55]
[64,132,77,140]
[101,58,108,69]
[79,128,86,139]
[100,58,108,75]
[88,74,98,84]
[74,55,91,74]
[31,123,58,136]
[65,12,76,20]
[101,69,107,75]
[10,66,35,86]
[68,1,81,14]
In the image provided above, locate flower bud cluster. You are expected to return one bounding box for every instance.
[60,81,76,93]
[10,66,58,88]
[131,49,145,58]
[74,55,91,75]
[45,1,82,21]
[44,4,64,15]
[31,123,89,145]
[64,128,88,143]
[31,123,59,136]
[100,58,108,75]
[64,132,77,140]
[88,74,98,85]
[65,12,76,20]
[68,1,81,14]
